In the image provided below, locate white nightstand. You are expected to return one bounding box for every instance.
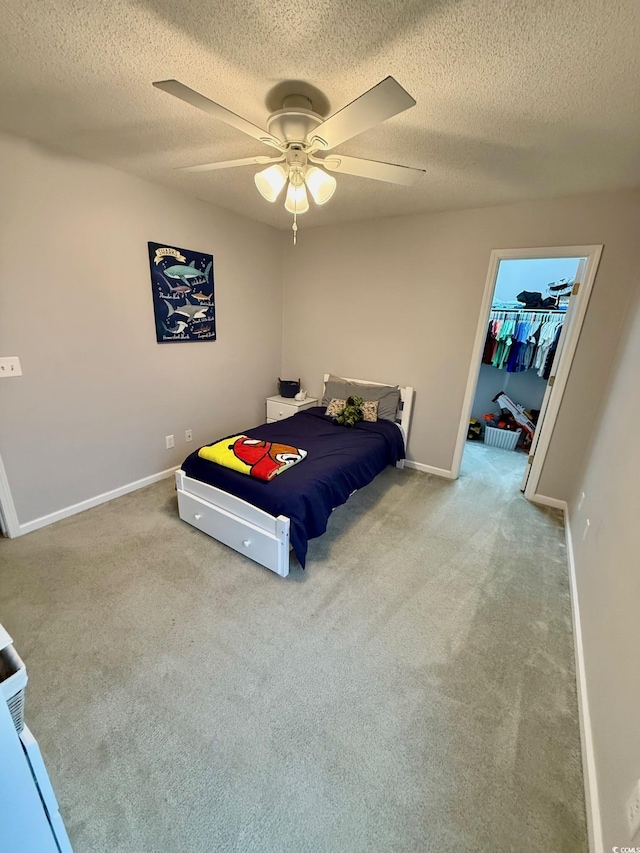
[266,395,318,423]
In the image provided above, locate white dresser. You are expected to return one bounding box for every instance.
[266,395,318,423]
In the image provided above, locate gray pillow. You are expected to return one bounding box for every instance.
[322,374,400,422]
[322,374,350,406]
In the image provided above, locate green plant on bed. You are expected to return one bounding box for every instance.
[334,395,365,428]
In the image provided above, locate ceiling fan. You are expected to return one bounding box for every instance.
[153,76,425,242]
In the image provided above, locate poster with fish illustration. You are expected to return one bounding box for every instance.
[148,242,216,343]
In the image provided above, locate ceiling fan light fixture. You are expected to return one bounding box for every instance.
[254,164,287,202]
[305,166,337,205]
[284,181,310,215]
[156,77,425,242]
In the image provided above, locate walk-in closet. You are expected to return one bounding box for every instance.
[464,256,582,487]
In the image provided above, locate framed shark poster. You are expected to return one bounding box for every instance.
[148,242,216,343]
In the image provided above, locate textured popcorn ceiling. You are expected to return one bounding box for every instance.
[1,0,639,229]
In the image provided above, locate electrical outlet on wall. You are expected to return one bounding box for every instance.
[627,778,640,840]
[166,435,175,450]
[0,356,22,377]
[185,429,193,443]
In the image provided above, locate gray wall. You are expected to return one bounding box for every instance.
[568,283,640,849]
[0,132,283,525]
[281,189,640,499]
[471,364,547,423]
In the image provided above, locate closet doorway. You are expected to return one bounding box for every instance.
[452,245,603,502]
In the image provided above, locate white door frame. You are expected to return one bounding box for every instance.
[451,245,603,499]
[0,452,20,538]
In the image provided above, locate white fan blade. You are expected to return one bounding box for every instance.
[307,77,416,151]
[315,153,424,186]
[179,155,284,174]
[153,80,281,148]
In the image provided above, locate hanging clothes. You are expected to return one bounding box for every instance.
[492,317,516,369]
[542,323,563,380]
[484,309,565,376]
[521,319,542,371]
[533,316,564,377]
[506,315,536,372]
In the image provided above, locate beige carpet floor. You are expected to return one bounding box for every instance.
[0,442,586,853]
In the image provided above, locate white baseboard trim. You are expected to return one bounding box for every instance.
[531,492,567,510]
[565,511,603,853]
[18,466,179,536]
[403,460,456,479]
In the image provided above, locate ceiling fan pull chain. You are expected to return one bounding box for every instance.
[292,210,298,245]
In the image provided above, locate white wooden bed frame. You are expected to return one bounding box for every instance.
[175,375,415,577]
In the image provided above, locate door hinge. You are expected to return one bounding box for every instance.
[572,281,580,295]
[527,455,534,465]
[549,375,555,387]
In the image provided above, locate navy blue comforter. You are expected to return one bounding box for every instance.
[181,407,405,567]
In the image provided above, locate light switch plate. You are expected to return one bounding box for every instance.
[0,357,22,377]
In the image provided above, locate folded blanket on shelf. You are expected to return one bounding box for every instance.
[198,434,307,481]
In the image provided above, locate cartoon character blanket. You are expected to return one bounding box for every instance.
[198,435,307,481]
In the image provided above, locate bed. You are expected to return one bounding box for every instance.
[175,375,414,577]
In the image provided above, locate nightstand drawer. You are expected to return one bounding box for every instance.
[265,395,318,423]
[266,400,297,421]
